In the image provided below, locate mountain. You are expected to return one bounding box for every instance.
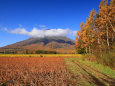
[1,36,75,53]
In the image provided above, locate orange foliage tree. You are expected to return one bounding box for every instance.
[76,0,115,54]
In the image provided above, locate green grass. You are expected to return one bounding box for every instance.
[64,58,80,74]
[64,57,115,86]
[64,58,98,86]
[78,59,115,79]
[79,81,96,86]
[65,57,115,79]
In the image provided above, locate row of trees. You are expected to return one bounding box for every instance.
[0,49,57,54]
[76,0,115,54]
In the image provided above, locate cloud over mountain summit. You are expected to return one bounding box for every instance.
[3,25,77,38]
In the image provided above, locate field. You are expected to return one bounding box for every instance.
[0,57,74,86]
[0,54,115,86]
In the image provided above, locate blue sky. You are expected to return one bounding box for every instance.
[0,0,100,47]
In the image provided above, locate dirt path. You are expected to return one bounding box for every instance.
[65,59,115,86]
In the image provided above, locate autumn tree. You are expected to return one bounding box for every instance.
[76,9,97,54]
[96,0,115,48]
[76,0,115,54]
[76,0,115,68]
[76,22,86,54]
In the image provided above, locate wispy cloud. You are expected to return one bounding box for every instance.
[39,25,46,28]
[18,24,23,27]
[3,25,77,38]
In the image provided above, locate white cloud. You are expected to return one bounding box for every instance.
[18,24,23,27]
[73,31,77,36]
[39,25,46,28]
[4,27,77,38]
[10,28,28,34]
[2,27,8,31]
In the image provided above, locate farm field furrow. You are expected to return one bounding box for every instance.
[0,56,115,86]
[0,57,72,86]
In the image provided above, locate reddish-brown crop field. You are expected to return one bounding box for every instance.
[0,57,71,86]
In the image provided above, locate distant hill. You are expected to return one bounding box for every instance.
[1,36,75,53]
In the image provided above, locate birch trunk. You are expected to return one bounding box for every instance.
[86,47,88,54]
[98,35,100,44]
[106,23,109,47]
[109,20,115,32]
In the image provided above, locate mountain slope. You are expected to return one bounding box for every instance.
[1,36,75,53]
